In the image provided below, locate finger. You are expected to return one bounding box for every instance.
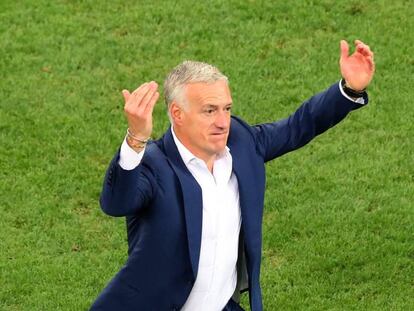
[144,91,160,114]
[354,39,373,53]
[139,82,158,111]
[129,83,152,108]
[132,82,149,96]
[354,39,364,46]
[122,89,131,103]
[367,57,375,73]
[365,45,374,57]
[366,51,374,62]
[355,42,368,53]
[340,40,349,61]
[357,44,374,58]
[129,82,150,105]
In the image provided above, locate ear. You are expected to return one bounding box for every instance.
[170,102,184,125]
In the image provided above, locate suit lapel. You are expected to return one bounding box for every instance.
[163,128,203,279]
[227,118,264,281]
[227,121,250,238]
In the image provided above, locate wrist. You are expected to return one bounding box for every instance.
[341,79,366,98]
[125,128,150,153]
[127,128,150,143]
[126,135,146,152]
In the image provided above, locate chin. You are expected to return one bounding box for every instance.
[206,137,228,153]
[213,143,227,153]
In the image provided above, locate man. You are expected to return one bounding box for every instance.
[91,40,375,310]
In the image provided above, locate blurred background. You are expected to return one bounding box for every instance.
[1,1,413,309]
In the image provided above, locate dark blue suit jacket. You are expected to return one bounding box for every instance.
[90,82,367,311]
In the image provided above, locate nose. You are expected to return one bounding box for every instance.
[214,110,230,129]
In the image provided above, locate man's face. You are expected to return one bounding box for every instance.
[172,79,232,161]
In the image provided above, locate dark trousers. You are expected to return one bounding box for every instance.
[222,299,245,311]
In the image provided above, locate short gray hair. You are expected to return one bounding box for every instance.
[164,60,228,110]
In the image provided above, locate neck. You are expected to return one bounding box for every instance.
[173,126,217,173]
[204,157,215,173]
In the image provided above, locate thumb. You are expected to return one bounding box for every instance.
[122,89,130,103]
[340,40,349,62]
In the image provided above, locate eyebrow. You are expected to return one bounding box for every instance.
[202,103,232,108]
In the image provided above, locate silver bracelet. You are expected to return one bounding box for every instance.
[126,128,150,143]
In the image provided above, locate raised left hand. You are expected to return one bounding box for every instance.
[340,40,375,91]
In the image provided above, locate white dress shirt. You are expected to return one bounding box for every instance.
[119,128,241,311]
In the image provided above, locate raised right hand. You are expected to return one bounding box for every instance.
[123,81,160,141]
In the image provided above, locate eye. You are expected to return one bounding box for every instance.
[204,108,215,115]
[225,106,232,112]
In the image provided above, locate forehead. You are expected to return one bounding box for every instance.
[184,80,232,106]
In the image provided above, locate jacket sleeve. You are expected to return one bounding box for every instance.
[100,149,157,217]
[253,81,368,162]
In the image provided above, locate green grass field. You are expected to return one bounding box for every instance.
[1,1,413,310]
